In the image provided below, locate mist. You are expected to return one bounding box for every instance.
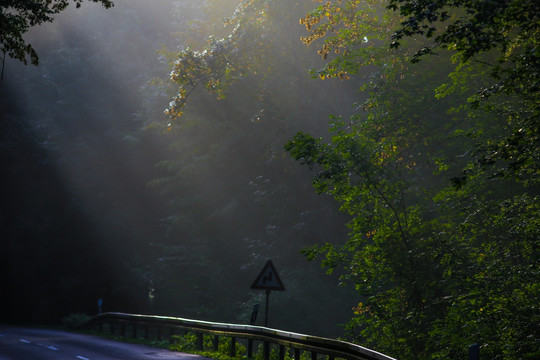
[1,0,359,337]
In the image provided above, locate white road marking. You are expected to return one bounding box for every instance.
[37,343,59,351]
[76,356,90,360]
[19,339,31,343]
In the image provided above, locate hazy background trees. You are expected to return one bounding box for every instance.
[1,0,357,337]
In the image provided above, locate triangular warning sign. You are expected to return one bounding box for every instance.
[251,260,285,291]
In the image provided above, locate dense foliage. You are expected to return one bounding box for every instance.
[285,0,539,359]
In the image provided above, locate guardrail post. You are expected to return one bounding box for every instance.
[197,333,204,351]
[279,345,285,360]
[468,343,479,360]
[311,351,317,360]
[213,335,219,351]
[229,337,236,357]
[263,341,270,360]
[264,341,270,360]
[248,339,254,358]
[169,327,177,343]
[294,348,300,360]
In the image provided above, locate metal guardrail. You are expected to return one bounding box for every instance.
[83,312,396,360]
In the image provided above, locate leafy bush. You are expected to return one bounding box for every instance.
[170,332,321,360]
[170,332,247,360]
[62,313,91,329]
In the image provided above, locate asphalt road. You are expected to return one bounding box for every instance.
[0,325,207,360]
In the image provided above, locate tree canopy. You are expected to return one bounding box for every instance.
[286,0,539,358]
[0,0,114,68]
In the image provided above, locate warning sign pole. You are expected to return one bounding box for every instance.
[264,290,270,327]
[251,260,285,328]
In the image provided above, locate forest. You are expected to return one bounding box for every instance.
[1,1,538,359]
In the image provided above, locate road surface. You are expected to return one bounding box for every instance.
[0,325,207,360]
